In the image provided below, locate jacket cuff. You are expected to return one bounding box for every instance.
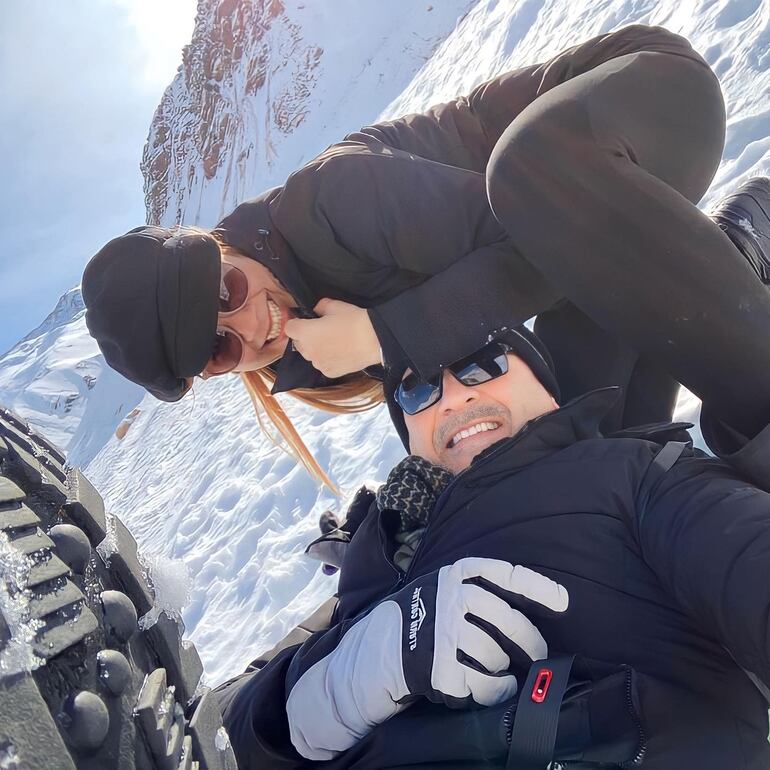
[367,306,411,373]
[215,645,305,767]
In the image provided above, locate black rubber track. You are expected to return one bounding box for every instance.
[0,406,238,770]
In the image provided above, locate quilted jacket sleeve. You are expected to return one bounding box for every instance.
[638,451,770,687]
[216,614,365,769]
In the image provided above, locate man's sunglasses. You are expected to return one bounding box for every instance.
[205,263,251,376]
[395,342,511,415]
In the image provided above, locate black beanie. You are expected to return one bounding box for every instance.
[385,326,560,451]
[82,227,221,401]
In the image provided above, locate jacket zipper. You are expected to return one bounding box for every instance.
[378,511,402,580]
[503,702,516,746]
[618,667,647,768]
[254,227,277,260]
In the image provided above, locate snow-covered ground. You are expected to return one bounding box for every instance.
[85,375,403,683]
[3,0,770,686]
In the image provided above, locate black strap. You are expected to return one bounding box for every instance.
[506,655,575,769]
[740,666,770,707]
[637,440,688,526]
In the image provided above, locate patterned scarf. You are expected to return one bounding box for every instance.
[376,456,454,571]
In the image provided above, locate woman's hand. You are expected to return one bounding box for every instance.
[285,298,381,378]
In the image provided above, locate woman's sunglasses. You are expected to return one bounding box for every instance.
[395,342,511,415]
[205,263,251,376]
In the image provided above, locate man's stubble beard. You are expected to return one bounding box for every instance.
[432,403,512,472]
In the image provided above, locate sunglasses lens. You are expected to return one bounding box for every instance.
[207,330,243,375]
[395,372,442,415]
[395,344,510,416]
[452,344,509,386]
[219,264,249,313]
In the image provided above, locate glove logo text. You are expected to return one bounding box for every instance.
[408,587,426,651]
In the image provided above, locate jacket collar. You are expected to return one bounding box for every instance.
[465,387,623,484]
[214,189,342,394]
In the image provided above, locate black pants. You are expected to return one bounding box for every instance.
[487,50,770,439]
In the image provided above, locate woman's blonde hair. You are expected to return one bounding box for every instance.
[200,230,385,494]
[240,370,385,494]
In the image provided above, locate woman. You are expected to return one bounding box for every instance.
[82,23,770,489]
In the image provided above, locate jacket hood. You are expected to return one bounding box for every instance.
[465,387,622,484]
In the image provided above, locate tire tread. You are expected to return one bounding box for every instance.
[0,408,237,770]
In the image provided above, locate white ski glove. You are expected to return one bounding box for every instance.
[287,557,569,760]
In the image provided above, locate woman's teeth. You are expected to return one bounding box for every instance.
[266,299,282,343]
[449,421,500,449]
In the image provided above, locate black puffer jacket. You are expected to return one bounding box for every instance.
[217,388,770,768]
[213,24,706,407]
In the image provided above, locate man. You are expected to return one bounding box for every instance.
[216,327,770,768]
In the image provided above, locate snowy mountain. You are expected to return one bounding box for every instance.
[142,0,479,226]
[3,0,770,687]
[0,289,144,466]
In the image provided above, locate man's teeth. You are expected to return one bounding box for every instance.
[449,422,500,448]
[266,299,282,342]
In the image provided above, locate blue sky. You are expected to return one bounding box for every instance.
[0,0,195,354]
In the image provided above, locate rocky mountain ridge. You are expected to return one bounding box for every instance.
[142,0,476,227]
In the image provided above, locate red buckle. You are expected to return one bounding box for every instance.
[531,668,553,703]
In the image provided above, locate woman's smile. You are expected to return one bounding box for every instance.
[266,297,283,344]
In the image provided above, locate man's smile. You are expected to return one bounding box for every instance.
[446,420,502,449]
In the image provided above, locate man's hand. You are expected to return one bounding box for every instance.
[286,557,569,760]
[397,557,569,707]
[284,298,381,377]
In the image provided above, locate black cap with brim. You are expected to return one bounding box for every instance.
[385,325,560,451]
[82,227,221,401]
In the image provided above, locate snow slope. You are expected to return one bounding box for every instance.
[4,0,770,686]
